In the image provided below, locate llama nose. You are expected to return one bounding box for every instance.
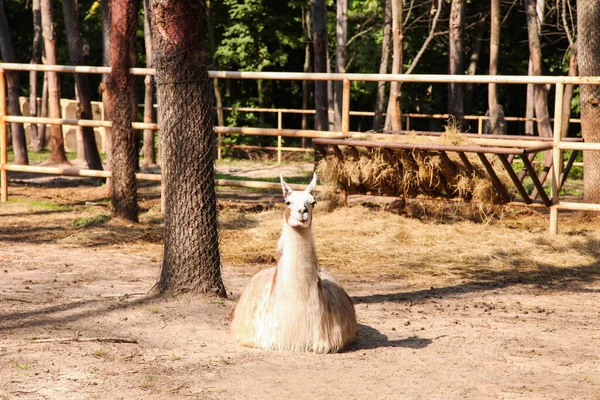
[300,207,307,214]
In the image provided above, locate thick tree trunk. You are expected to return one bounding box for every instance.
[152,0,226,297]
[140,0,156,166]
[312,0,328,131]
[29,0,43,152]
[373,0,391,131]
[526,0,553,139]
[63,0,103,170]
[0,0,29,165]
[561,45,578,138]
[334,0,347,131]
[448,0,465,128]
[107,0,138,221]
[385,0,403,131]
[101,0,113,194]
[41,0,68,164]
[577,0,600,203]
[487,0,501,134]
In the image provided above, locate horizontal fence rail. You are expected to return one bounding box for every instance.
[2,63,600,234]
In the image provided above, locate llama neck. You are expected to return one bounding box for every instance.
[275,221,319,290]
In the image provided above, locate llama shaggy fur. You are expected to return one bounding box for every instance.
[230,174,357,353]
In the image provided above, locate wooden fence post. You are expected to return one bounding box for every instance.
[277,110,282,164]
[550,82,564,235]
[0,69,7,202]
[342,78,350,134]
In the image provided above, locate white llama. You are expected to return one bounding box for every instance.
[230,173,357,353]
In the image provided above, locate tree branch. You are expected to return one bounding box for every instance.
[405,0,443,75]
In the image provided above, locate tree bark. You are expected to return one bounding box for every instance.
[62,0,104,170]
[107,0,139,221]
[101,0,113,194]
[29,0,43,152]
[334,0,347,131]
[385,0,403,131]
[487,0,501,134]
[152,0,227,297]
[140,0,156,166]
[373,0,391,131]
[448,0,465,128]
[311,0,328,131]
[41,0,68,164]
[0,0,29,165]
[525,0,553,139]
[577,0,600,203]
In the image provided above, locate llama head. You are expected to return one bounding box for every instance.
[280,173,317,228]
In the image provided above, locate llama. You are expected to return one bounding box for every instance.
[230,173,357,353]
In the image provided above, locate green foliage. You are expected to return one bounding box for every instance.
[1,0,583,143]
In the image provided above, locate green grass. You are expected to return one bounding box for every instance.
[7,149,108,164]
[8,198,73,212]
[71,213,111,228]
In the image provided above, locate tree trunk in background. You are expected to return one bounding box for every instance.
[385,0,403,131]
[302,6,311,145]
[577,0,600,203]
[140,0,156,166]
[101,0,113,193]
[334,0,347,131]
[526,0,552,139]
[525,62,535,134]
[152,0,227,297]
[39,73,48,146]
[373,0,391,131]
[448,0,465,128]
[525,0,546,135]
[312,0,328,131]
[29,0,43,152]
[63,0,103,170]
[561,45,578,138]
[464,14,485,116]
[487,0,501,134]
[0,0,29,165]
[41,0,68,164]
[107,0,138,222]
[206,0,224,128]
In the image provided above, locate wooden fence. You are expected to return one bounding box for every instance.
[2,62,600,234]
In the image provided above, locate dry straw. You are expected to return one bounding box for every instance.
[317,122,513,204]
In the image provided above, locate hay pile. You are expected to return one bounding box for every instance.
[317,126,512,204]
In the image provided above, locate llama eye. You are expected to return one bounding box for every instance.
[285,201,290,206]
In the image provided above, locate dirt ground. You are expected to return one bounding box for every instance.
[1,163,600,400]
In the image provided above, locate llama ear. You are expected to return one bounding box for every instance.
[305,173,317,194]
[280,173,293,198]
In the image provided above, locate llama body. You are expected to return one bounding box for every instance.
[230,174,357,353]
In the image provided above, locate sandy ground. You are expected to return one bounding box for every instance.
[1,164,599,400]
